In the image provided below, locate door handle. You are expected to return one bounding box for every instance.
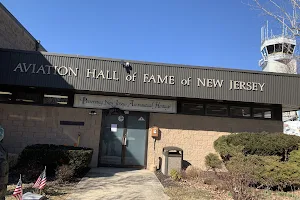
[123,137,127,146]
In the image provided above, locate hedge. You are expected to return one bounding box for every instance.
[18,144,93,176]
[214,133,300,161]
[214,133,300,188]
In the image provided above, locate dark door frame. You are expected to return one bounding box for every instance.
[97,110,149,168]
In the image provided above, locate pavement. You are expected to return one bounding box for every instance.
[66,167,170,200]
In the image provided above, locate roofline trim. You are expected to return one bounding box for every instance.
[0,47,299,78]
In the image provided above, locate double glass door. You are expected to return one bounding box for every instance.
[99,112,148,167]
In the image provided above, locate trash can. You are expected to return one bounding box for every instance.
[161,146,183,176]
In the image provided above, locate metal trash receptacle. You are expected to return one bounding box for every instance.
[161,146,183,176]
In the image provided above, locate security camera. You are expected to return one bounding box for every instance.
[120,60,132,74]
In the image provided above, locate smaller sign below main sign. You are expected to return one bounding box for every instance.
[73,94,177,113]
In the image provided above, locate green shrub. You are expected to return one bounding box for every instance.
[205,153,222,171]
[214,133,300,161]
[288,148,300,164]
[18,144,93,176]
[225,153,300,189]
[55,165,75,183]
[170,169,182,181]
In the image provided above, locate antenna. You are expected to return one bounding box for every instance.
[267,20,269,38]
[271,29,273,37]
[282,18,285,36]
[261,26,264,42]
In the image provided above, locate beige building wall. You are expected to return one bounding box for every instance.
[0,3,46,51]
[147,113,283,170]
[0,104,101,167]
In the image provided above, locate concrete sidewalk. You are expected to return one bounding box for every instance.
[66,167,170,200]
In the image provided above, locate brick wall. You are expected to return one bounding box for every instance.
[147,113,283,170]
[0,104,102,167]
[0,4,45,51]
[0,103,284,169]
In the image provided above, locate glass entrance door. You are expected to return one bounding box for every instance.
[99,112,148,167]
[124,114,147,166]
[100,114,125,165]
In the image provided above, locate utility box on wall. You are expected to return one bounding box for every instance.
[151,126,159,138]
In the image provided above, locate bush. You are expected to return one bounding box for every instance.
[184,166,201,179]
[55,165,75,183]
[225,153,300,189]
[205,153,222,171]
[255,151,300,189]
[170,169,182,181]
[214,133,300,161]
[18,144,93,176]
[214,133,300,190]
[222,154,266,200]
[8,153,18,169]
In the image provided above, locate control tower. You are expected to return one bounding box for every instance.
[259,22,299,122]
[259,22,297,74]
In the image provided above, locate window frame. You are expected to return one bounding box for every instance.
[205,104,229,117]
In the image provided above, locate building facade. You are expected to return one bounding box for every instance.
[1,3,300,170]
[0,48,299,169]
[0,3,45,51]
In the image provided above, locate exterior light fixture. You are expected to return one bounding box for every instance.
[89,110,97,115]
[120,60,132,74]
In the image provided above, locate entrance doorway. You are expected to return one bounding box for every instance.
[99,111,148,168]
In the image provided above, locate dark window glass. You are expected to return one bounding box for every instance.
[181,103,204,115]
[275,44,282,52]
[267,45,275,54]
[0,91,12,102]
[206,104,228,116]
[230,106,251,117]
[283,44,295,54]
[43,94,69,105]
[253,108,272,119]
[15,92,41,103]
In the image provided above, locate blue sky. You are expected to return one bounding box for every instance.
[1,0,273,71]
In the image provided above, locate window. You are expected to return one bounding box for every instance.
[230,106,251,117]
[43,94,69,105]
[283,44,295,54]
[181,103,204,115]
[253,108,272,119]
[206,104,228,116]
[15,91,42,103]
[261,47,268,57]
[267,45,275,54]
[0,91,12,102]
[275,44,282,53]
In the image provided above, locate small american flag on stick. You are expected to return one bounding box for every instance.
[12,175,23,200]
[33,166,47,190]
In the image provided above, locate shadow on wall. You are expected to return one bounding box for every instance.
[0,49,77,153]
[0,48,75,90]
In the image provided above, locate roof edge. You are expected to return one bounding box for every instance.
[0,3,46,51]
[0,47,299,78]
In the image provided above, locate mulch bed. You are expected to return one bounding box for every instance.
[155,170,180,188]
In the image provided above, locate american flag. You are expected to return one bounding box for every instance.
[12,175,23,200]
[33,167,47,190]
